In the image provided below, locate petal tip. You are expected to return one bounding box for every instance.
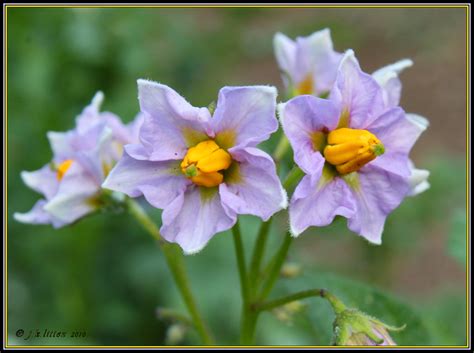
[91,91,104,109]
[279,187,289,210]
[289,224,301,238]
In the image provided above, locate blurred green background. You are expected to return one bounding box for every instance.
[7,6,467,346]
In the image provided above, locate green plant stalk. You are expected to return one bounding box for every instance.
[273,134,290,163]
[237,137,302,344]
[235,232,294,345]
[283,165,305,189]
[259,233,293,300]
[232,221,249,304]
[256,288,328,312]
[248,219,272,296]
[232,221,256,345]
[126,198,214,345]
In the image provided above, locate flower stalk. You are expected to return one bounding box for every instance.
[126,198,215,345]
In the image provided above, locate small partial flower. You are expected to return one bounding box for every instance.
[103,80,287,254]
[279,50,429,243]
[273,29,342,97]
[14,92,142,228]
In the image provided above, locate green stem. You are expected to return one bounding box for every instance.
[240,309,258,345]
[232,221,249,305]
[259,233,293,300]
[232,221,256,345]
[126,199,215,345]
[256,289,328,312]
[248,219,272,295]
[273,134,290,163]
[283,165,305,190]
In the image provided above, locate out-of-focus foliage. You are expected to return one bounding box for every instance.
[7,7,467,346]
[448,208,467,266]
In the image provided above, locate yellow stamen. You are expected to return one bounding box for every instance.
[56,159,74,181]
[180,140,232,188]
[323,128,384,175]
[295,74,314,95]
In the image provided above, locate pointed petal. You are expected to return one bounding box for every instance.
[75,91,105,134]
[347,165,410,244]
[372,59,413,108]
[211,86,278,149]
[290,174,356,236]
[274,32,297,87]
[330,50,385,129]
[47,131,76,161]
[20,164,58,199]
[74,126,114,184]
[278,96,340,174]
[160,187,237,254]
[14,200,55,226]
[369,109,428,177]
[137,79,212,161]
[102,151,188,209]
[220,147,287,221]
[407,160,430,196]
[295,28,342,93]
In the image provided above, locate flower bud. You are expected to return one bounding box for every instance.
[321,290,404,346]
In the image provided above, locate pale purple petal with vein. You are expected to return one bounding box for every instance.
[279,96,340,174]
[330,50,385,129]
[220,147,287,221]
[102,151,188,209]
[14,200,57,226]
[20,164,58,199]
[211,86,278,149]
[347,165,410,244]
[369,109,428,177]
[137,79,212,161]
[274,29,342,95]
[372,59,413,108]
[273,32,297,88]
[295,29,343,93]
[290,173,356,236]
[160,187,237,254]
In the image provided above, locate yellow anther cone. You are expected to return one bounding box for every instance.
[181,140,232,187]
[323,128,384,175]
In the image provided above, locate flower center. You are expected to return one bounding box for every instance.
[294,74,314,95]
[180,140,232,188]
[323,128,384,175]
[56,159,74,181]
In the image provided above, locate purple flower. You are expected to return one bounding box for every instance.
[273,29,343,96]
[103,80,287,254]
[279,50,428,244]
[14,92,142,228]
